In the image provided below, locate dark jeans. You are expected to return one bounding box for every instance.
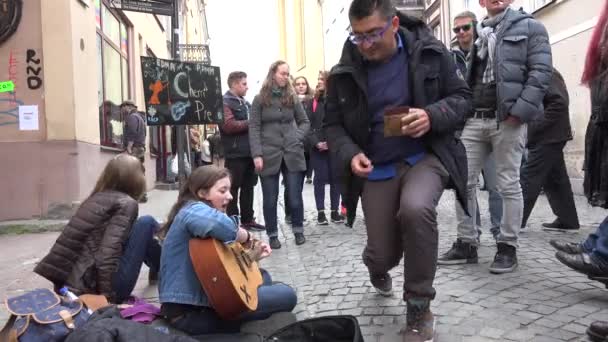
[261,165,304,238]
[111,215,162,303]
[225,157,257,223]
[583,216,608,261]
[521,142,580,228]
[311,149,340,211]
[171,269,297,335]
[361,155,448,300]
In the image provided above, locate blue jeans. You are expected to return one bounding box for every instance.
[172,269,297,335]
[457,153,503,239]
[112,215,162,303]
[583,216,608,261]
[260,165,304,238]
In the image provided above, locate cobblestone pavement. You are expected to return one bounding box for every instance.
[1,185,608,341]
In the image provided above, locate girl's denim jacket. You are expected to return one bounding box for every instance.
[159,201,238,307]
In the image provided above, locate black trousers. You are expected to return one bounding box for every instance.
[225,157,257,223]
[521,142,580,228]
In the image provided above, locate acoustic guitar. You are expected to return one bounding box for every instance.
[189,238,263,320]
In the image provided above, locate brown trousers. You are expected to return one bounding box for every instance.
[361,154,448,300]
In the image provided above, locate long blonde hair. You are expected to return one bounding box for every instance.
[259,60,296,107]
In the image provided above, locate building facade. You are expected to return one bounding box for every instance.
[277,0,326,88]
[0,0,209,220]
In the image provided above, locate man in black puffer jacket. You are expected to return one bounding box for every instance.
[324,0,471,339]
[440,0,552,274]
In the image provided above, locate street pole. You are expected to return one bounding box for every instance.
[172,0,186,185]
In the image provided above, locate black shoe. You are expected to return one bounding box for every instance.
[542,219,580,232]
[489,243,518,274]
[269,237,281,249]
[317,211,328,225]
[242,220,266,232]
[370,273,393,297]
[438,239,478,265]
[550,239,585,255]
[403,298,435,342]
[555,251,608,278]
[305,177,313,184]
[330,210,344,223]
[148,270,159,285]
[294,233,306,245]
[139,194,148,203]
[587,321,608,342]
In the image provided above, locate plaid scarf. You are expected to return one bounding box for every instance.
[475,8,510,84]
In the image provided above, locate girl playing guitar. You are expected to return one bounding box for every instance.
[157,165,297,335]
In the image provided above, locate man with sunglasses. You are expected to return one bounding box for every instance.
[440,0,552,274]
[439,11,504,266]
[325,0,471,340]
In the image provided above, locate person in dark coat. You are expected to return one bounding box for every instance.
[520,68,580,231]
[324,1,471,339]
[34,154,161,303]
[220,71,265,232]
[305,71,345,225]
[551,5,608,339]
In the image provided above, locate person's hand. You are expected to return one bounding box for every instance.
[258,242,272,260]
[401,108,431,138]
[316,142,328,151]
[351,153,373,178]
[504,115,521,126]
[254,157,264,172]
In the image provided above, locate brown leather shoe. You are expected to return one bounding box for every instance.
[402,298,434,342]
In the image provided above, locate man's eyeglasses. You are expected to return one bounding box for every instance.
[348,21,392,45]
[452,23,472,34]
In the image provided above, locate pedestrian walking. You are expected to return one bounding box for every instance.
[249,61,310,249]
[221,71,265,232]
[439,0,552,274]
[122,100,148,202]
[325,0,471,340]
[305,71,344,225]
[520,68,580,231]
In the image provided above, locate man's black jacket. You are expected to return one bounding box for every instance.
[527,68,573,146]
[324,13,472,212]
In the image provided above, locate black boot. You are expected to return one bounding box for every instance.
[438,239,478,265]
[269,237,281,249]
[294,233,306,245]
[370,272,393,297]
[489,243,518,274]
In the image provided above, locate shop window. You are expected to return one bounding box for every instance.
[96,0,130,148]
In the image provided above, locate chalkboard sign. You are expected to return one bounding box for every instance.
[141,56,224,126]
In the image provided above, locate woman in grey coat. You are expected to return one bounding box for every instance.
[250,60,310,249]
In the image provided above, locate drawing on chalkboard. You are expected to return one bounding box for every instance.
[149,80,168,105]
[141,56,224,126]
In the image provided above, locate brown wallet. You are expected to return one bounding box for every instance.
[383,106,412,137]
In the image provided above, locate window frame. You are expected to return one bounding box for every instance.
[97,0,131,149]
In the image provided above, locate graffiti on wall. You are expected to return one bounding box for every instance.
[0,48,43,127]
